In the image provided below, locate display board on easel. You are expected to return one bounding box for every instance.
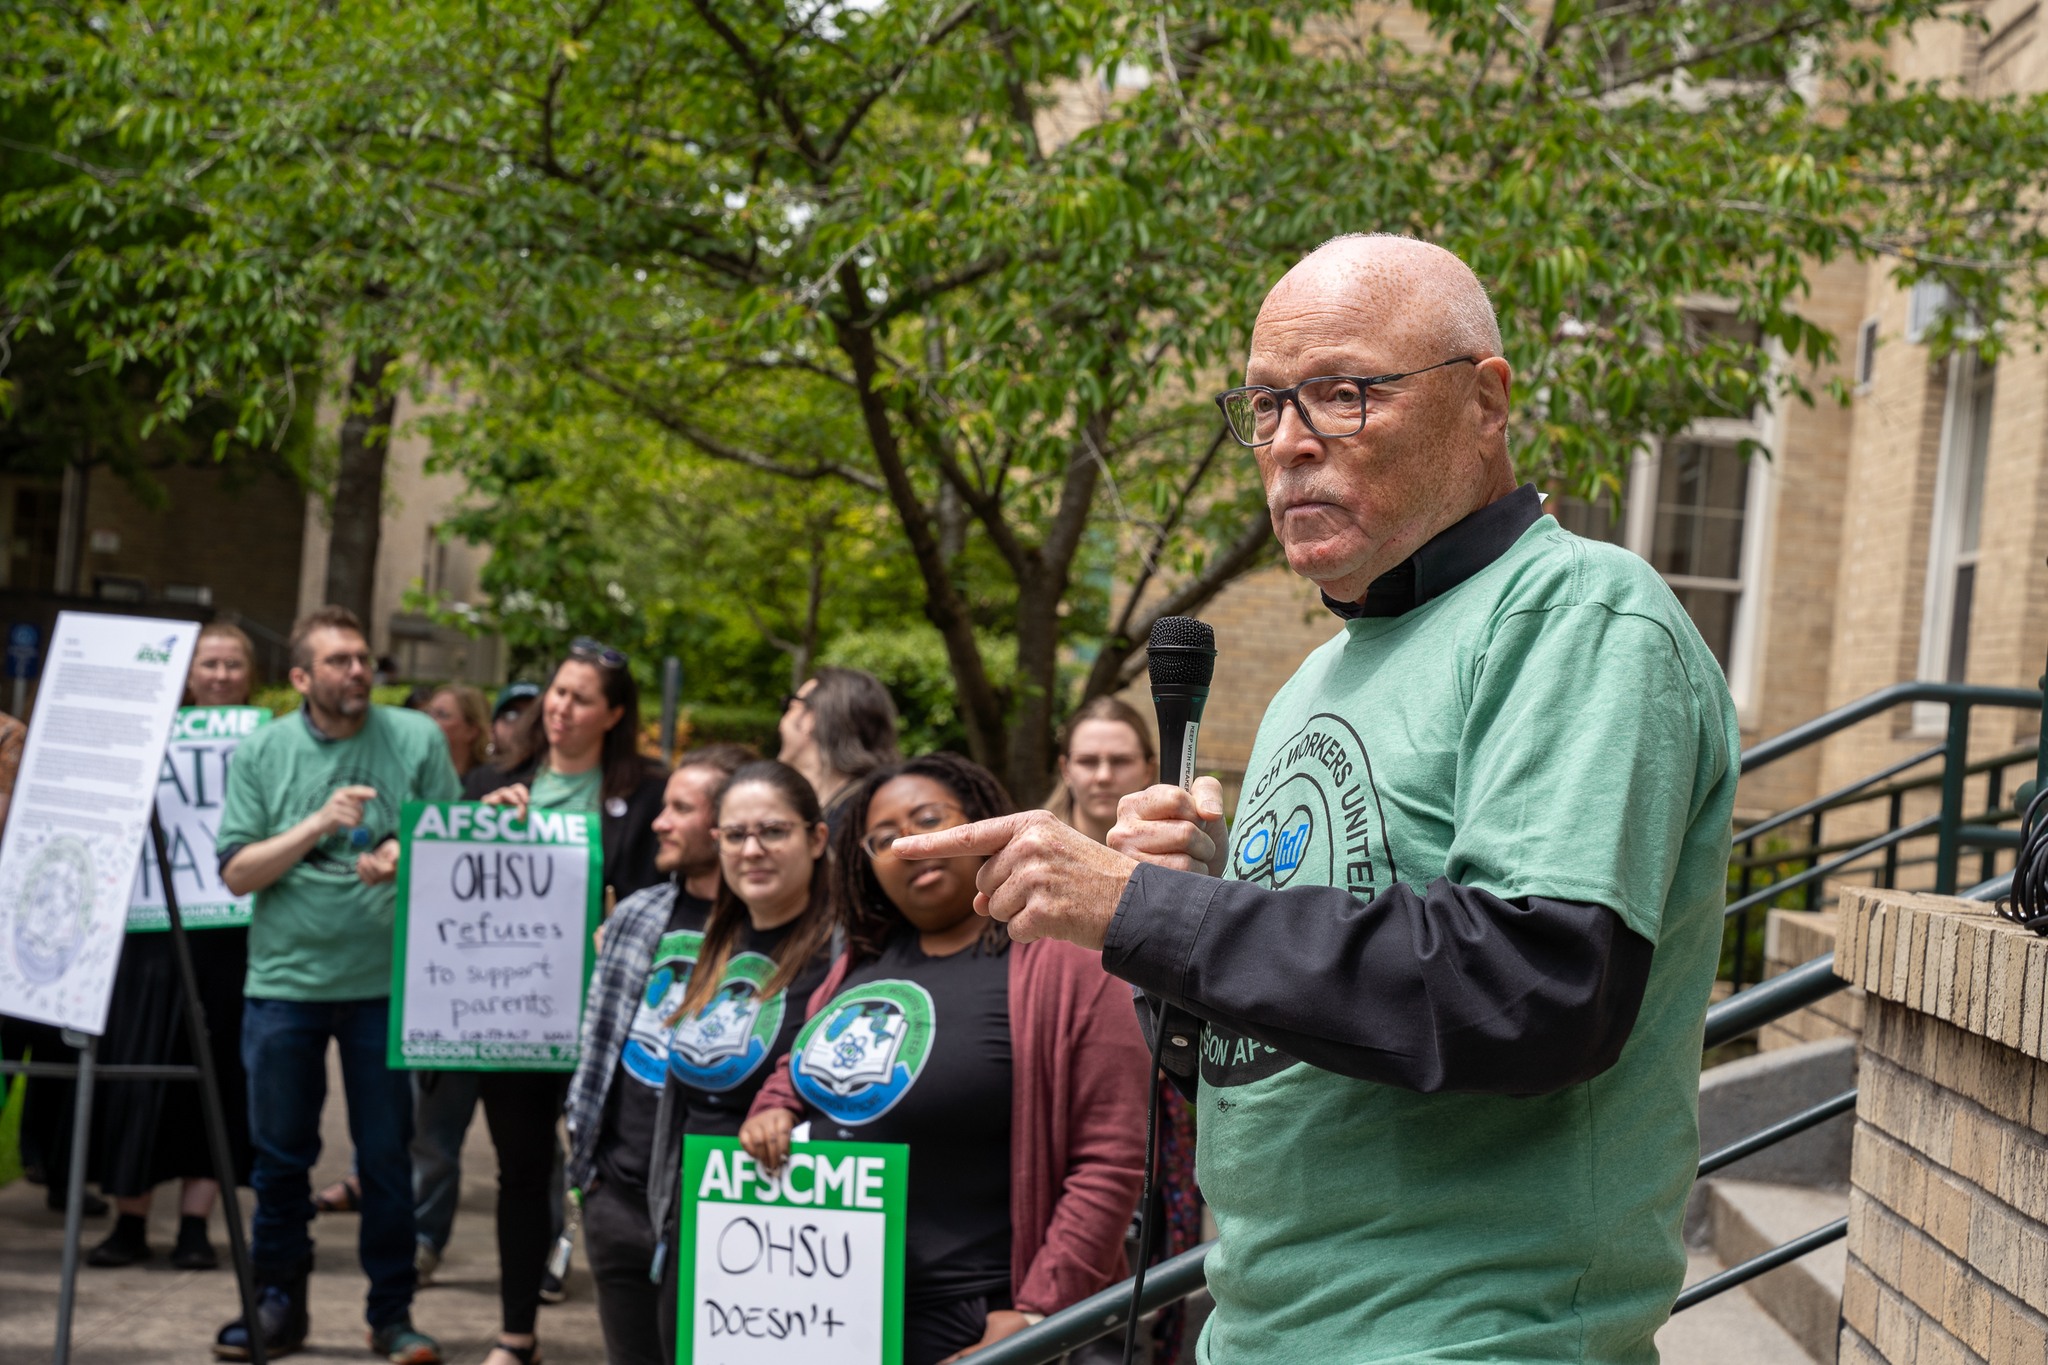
[0,613,197,1032]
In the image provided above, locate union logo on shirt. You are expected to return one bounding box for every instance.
[667,951,787,1093]
[790,979,935,1127]
[1230,712,1395,899]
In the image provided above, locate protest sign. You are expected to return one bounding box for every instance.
[678,1135,906,1365]
[0,612,198,1033]
[127,705,271,932]
[387,800,601,1070]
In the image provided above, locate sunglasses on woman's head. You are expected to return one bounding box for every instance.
[569,636,628,669]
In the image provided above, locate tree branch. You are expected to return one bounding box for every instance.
[574,363,887,493]
[1092,510,1278,699]
[820,0,983,165]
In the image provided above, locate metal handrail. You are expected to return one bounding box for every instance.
[1723,818,1937,918]
[1672,1218,1849,1311]
[1738,681,2040,773]
[970,1245,1211,1365]
[1733,744,1946,847]
[1697,1089,1858,1179]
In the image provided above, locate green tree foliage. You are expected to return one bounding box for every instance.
[5,0,2046,797]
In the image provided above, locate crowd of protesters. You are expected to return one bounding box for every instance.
[5,604,1174,1365]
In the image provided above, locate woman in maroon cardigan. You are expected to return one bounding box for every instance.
[741,753,1150,1364]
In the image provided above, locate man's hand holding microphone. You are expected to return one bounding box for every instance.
[892,617,1225,947]
[887,781,1225,947]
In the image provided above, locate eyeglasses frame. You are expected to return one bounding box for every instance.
[1214,355,1479,448]
[860,800,968,861]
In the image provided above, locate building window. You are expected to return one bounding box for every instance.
[1855,318,1879,390]
[1548,441,1760,678]
[1547,485,1626,546]
[1648,441,1751,668]
[1919,359,1996,693]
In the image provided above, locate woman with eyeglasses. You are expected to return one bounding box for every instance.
[438,639,667,1365]
[739,753,1150,1365]
[640,760,839,1350]
[1044,697,1156,846]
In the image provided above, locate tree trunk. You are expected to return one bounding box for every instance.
[324,350,397,622]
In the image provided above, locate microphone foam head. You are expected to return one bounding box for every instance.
[1147,616,1217,687]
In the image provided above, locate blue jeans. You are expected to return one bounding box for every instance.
[242,997,416,1330]
[412,1071,567,1256]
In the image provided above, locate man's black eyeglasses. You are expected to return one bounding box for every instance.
[569,637,628,669]
[1214,356,1478,447]
[780,692,809,713]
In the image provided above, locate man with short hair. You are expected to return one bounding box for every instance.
[213,606,461,1363]
[565,744,753,1365]
[897,235,1740,1362]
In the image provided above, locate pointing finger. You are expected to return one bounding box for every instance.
[891,811,1036,861]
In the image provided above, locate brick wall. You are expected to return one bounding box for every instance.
[1833,886,2048,1364]
[76,459,307,647]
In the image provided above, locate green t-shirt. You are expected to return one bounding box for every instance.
[1196,517,1739,1365]
[219,705,463,1001]
[530,763,602,814]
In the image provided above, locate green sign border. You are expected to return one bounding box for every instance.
[386,799,602,1072]
[126,705,272,933]
[676,1134,906,1365]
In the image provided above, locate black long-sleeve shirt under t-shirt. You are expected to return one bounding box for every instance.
[1096,483,1741,1363]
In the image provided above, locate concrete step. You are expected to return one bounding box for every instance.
[1658,1251,1821,1365]
[1704,1179,1849,1364]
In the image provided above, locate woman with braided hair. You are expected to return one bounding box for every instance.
[740,753,1150,1365]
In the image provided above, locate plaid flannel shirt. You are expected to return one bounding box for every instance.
[564,877,679,1194]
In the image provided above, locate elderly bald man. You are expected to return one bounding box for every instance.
[896,234,1739,1363]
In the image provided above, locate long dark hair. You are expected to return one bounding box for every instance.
[674,760,837,1019]
[828,752,1015,964]
[530,649,647,804]
[804,667,902,782]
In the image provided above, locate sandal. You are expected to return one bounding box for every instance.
[313,1175,361,1214]
[483,1342,540,1365]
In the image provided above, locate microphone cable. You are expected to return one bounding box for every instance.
[1120,1010,1170,1365]
[1998,781,2048,935]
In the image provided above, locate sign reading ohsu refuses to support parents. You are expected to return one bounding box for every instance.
[387,801,601,1070]
[678,1135,905,1365]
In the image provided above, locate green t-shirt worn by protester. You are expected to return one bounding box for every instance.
[1111,498,1739,1364]
[529,763,601,814]
[219,705,462,1001]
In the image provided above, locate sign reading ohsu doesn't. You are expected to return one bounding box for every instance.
[387,801,602,1070]
[678,1136,906,1365]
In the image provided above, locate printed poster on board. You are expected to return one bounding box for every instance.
[388,800,602,1070]
[0,613,198,1033]
[127,705,272,931]
[677,1134,906,1365]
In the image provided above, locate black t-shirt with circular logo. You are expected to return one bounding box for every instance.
[790,929,1012,1307]
[664,917,831,1139]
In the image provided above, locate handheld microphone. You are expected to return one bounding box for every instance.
[1125,615,1216,1365]
[1147,616,1217,788]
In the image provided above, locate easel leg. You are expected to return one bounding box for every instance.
[152,810,267,1365]
[52,1032,95,1365]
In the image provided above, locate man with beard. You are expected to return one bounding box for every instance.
[563,743,752,1365]
[212,606,461,1364]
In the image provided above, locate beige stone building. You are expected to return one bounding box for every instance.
[3,376,496,703]
[1174,2,2048,867]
